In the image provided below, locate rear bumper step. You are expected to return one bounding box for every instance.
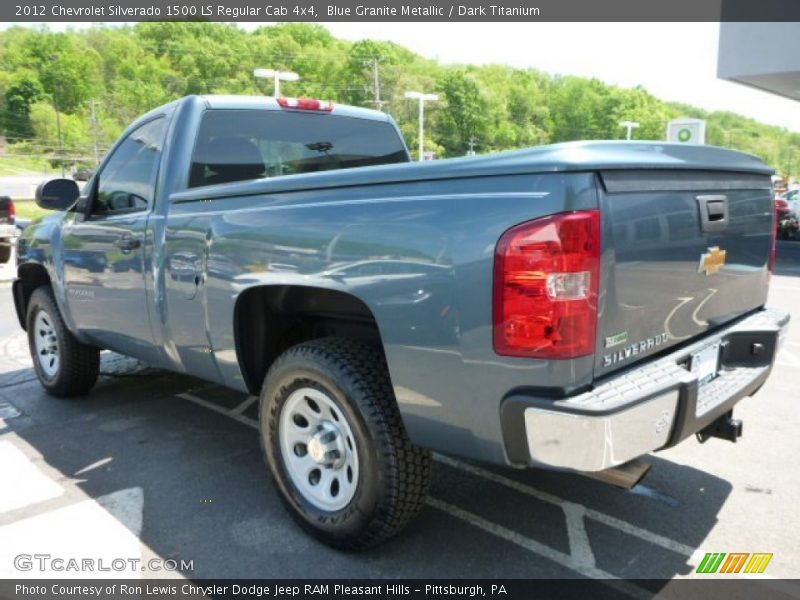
[502,307,789,472]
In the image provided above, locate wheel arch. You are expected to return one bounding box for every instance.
[13,262,52,330]
[233,284,387,395]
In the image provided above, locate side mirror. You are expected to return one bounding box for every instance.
[35,179,80,211]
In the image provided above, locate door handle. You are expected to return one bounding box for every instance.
[114,235,141,251]
[696,195,729,233]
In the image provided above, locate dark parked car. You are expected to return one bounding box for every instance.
[0,196,17,265]
[72,168,94,182]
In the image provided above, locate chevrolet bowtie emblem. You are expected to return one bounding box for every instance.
[698,246,727,275]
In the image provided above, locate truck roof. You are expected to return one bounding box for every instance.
[198,94,393,122]
[132,94,395,130]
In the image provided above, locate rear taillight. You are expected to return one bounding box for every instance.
[7,199,15,225]
[493,210,601,359]
[277,97,334,112]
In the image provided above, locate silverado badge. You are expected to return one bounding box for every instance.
[603,332,670,367]
[698,246,727,276]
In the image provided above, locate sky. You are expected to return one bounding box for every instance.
[315,22,800,132]
[5,21,800,132]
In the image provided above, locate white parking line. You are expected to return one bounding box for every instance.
[427,498,652,600]
[0,441,63,514]
[434,454,695,558]
[175,389,696,579]
[562,501,596,568]
[0,487,144,579]
[231,395,259,415]
[177,387,800,591]
[176,392,260,430]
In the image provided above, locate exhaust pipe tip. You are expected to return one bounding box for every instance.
[583,458,652,490]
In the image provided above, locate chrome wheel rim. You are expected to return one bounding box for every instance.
[279,387,359,511]
[33,310,59,378]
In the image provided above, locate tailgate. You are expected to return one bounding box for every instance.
[596,168,774,376]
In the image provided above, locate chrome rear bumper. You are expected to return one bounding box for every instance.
[517,307,789,472]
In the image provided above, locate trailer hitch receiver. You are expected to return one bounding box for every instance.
[697,410,743,443]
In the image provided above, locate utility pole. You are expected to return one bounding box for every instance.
[53,96,64,177]
[89,101,101,166]
[365,58,385,111]
[49,54,65,177]
[253,68,300,97]
[405,91,438,162]
[619,120,640,141]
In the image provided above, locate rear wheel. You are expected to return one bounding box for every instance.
[260,337,431,549]
[26,286,99,397]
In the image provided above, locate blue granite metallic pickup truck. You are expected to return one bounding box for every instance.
[12,95,790,548]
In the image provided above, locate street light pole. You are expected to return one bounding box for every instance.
[49,55,65,177]
[620,120,640,141]
[253,68,300,97]
[405,91,438,161]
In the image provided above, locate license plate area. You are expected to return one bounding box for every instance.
[690,342,720,387]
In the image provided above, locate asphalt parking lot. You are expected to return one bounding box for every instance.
[1,250,799,598]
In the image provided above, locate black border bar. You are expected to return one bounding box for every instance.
[1,579,799,600]
[5,0,800,23]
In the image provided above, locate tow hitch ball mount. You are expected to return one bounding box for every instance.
[697,410,743,444]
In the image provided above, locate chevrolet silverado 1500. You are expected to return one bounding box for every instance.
[13,95,790,548]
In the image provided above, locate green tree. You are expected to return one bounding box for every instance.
[1,23,799,178]
[436,69,488,156]
[3,75,42,138]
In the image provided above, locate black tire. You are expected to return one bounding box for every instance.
[260,337,432,549]
[26,286,99,397]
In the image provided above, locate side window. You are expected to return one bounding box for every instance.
[92,118,165,216]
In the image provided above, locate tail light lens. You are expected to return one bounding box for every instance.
[493,210,601,359]
[1,199,15,225]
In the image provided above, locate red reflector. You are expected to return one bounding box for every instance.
[277,97,334,112]
[493,210,601,359]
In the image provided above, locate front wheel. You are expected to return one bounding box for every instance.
[260,337,432,549]
[27,286,99,397]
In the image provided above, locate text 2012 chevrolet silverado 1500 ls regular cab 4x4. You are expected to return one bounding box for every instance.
[13,95,790,548]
